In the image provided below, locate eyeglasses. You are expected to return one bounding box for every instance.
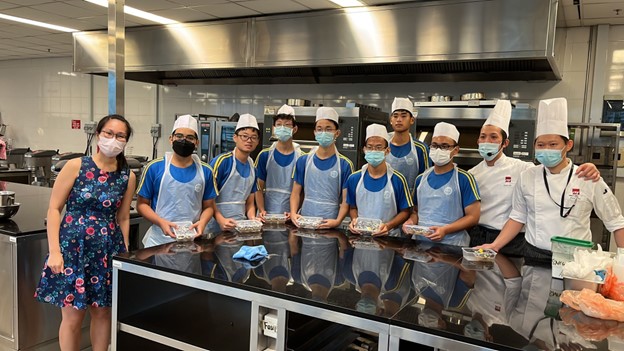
[100,129,128,142]
[236,134,259,142]
[315,128,336,133]
[430,143,457,151]
[173,133,197,142]
[365,145,387,152]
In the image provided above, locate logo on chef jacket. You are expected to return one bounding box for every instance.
[572,188,580,196]
[194,184,202,193]
[504,176,512,186]
[330,170,338,178]
[443,186,453,196]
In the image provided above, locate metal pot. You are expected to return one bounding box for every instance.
[286,99,311,107]
[460,92,485,101]
[0,203,20,219]
[0,191,15,206]
[429,95,453,102]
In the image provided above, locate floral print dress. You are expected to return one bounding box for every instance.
[35,157,129,309]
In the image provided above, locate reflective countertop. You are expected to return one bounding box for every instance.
[0,182,51,235]
[115,226,622,351]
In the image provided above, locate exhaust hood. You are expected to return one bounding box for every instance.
[73,0,563,85]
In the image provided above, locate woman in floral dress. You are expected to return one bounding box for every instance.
[35,115,136,351]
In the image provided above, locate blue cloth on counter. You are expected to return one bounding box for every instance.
[232,245,269,261]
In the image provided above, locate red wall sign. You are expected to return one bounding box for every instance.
[71,120,81,129]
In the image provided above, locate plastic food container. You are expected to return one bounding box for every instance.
[462,248,497,262]
[562,276,603,292]
[551,236,594,279]
[351,237,381,250]
[403,248,432,262]
[236,232,263,241]
[461,258,495,271]
[264,213,287,224]
[172,221,196,242]
[354,217,382,234]
[235,219,263,233]
[293,228,322,238]
[403,225,433,236]
[297,216,323,229]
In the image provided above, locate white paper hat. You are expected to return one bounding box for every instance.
[536,98,569,138]
[365,123,390,142]
[391,97,414,115]
[236,113,259,131]
[315,107,339,124]
[484,100,512,136]
[173,114,198,135]
[433,122,460,143]
[277,104,296,120]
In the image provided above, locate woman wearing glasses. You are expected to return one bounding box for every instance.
[403,122,481,246]
[137,115,217,247]
[479,98,624,262]
[291,107,353,228]
[208,114,260,232]
[35,115,136,351]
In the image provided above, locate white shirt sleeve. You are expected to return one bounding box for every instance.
[592,181,624,233]
[509,171,528,224]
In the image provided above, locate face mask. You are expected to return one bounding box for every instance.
[365,150,386,167]
[478,142,502,162]
[274,126,293,142]
[172,140,196,157]
[355,297,378,315]
[315,131,335,147]
[464,320,486,340]
[535,147,564,168]
[98,137,126,158]
[429,148,453,166]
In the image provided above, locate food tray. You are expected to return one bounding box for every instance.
[403,225,433,236]
[562,276,604,292]
[264,213,287,224]
[351,237,381,250]
[462,248,497,262]
[297,216,323,229]
[403,248,432,262]
[354,217,382,234]
[235,219,263,233]
[172,221,196,242]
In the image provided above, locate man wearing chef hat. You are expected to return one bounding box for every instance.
[403,122,481,246]
[386,97,431,194]
[480,97,624,260]
[207,113,260,232]
[290,106,353,228]
[469,100,600,255]
[255,104,303,219]
[138,114,218,247]
[345,123,412,236]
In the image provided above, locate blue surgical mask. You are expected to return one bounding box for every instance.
[274,126,293,142]
[535,147,565,168]
[478,142,501,162]
[365,150,386,167]
[315,131,335,147]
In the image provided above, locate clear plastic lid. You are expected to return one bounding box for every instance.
[172,221,196,242]
[462,248,497,261]
[235,219,263,233]
[264,213,287,223]
[354,217,382,234]
[351,237,381,250]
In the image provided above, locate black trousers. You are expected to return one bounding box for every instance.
[523,241,553,267]
[469,225,526,257]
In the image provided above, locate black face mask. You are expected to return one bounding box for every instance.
[172,140,196,157]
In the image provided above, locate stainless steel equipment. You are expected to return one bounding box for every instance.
[460,92,486,101]
[429,96,452,102]
[414,100,536,169]
[286,99,311,107]
[0,191,15,206]
[24,150,57,187]
[263,104,389,168]
[6,148,29,169]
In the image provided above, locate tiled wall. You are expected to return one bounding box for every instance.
[0,25,604,160]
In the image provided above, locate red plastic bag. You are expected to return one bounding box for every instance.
[560,289,624,322]
[602,267,624,302]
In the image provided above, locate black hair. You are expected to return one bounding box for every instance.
[235,127,260,136]
[96,114,132,172]
[314,119,340,129]
[501,130,508,141]
[273,113,297,127]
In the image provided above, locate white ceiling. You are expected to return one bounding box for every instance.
[0,0,622,61]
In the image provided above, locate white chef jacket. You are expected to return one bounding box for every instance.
[466,266,520,326]
[469,154,534,230]
[509,159,624,250]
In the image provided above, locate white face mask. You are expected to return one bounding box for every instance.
[98,137,126,157]
[429,148,453,166]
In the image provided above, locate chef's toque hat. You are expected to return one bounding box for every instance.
[235,113,259,132]
[277,104,296,120]
[484,100,512,136]
[365,123,390,142]
[315,107,339,124]
[391,97,414,116]
[173,114,198,135]
[536,98,569,139]
[433,122,460,143]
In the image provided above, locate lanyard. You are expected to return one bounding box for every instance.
[542,165,575,218]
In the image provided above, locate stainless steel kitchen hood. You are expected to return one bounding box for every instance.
[73,0,563,85]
